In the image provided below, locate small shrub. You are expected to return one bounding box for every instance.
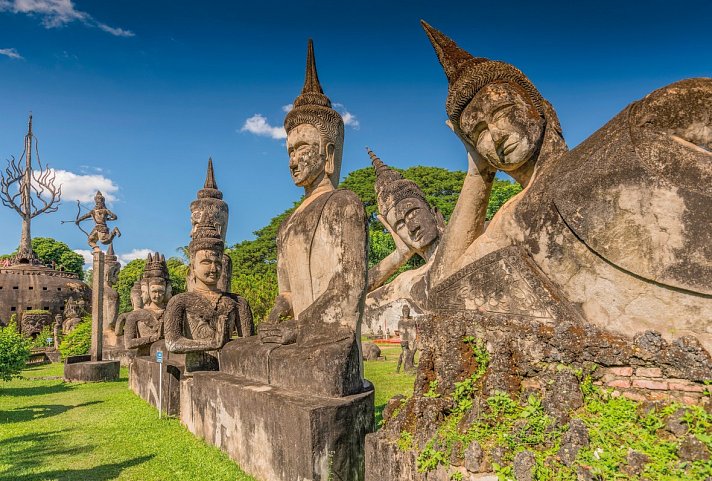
[0,320,31,381]
[58,317,92,358]
[29,325,55,349]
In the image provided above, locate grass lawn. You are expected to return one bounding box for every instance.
[0,346,415,481]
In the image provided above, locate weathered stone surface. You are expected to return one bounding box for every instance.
[665,408,690,437]
[182,372,374,481]
[63,358,119,382]
[464,441,484,472]
[128,356,183,416]
[363,342,381,361]
[678,435,710,462]
[623,449,650,476]
[558,419,589,466]
[542,370,584,424]
[20,311,53,337]
[513,450,535,481]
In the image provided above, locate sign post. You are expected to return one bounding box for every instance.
[156,350,164,418]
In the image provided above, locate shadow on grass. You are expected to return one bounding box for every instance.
[0,382,76,397]
[1,400,102,423]
[0,430,153,480]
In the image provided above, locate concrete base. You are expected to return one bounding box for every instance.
[103,347,137,367]
[181,371,375,481]
[128,356,184,416]
[63,357,120,382]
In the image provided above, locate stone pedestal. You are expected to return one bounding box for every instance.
[180,371,375,481]
[128,356,184,416]
[91,250,105,362]
[63,355,119,382]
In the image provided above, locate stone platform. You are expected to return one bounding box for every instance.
[180,371,375,481]
[128,356,184,416]
[63,355,120,382]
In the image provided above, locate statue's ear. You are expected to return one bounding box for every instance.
[324,142,336,176]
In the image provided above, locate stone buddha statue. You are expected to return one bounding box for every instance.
[220,39,369,398]
[421,21,712,351]
[164,221,254,373]
[363,149,444,333]
[123,253,172,355]
[420,21,568,289]
[189,159,232,293]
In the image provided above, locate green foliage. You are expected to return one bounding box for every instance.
[29,325,54,349]
[116,259,147,313]
[1,237,85,278]
[0,320,31,381]
[167,257,189,294]
[486,180,522,221]
[424,379,441,399]
[58,318,91,357]
[397,430,414,451]
[24,309,50,315]
[232,271,278,325]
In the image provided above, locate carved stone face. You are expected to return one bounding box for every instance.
[190,203,228,240]
[287,124,328,188]
[402,305,411,318]
[106,263,120,285]
[147,280,167,308]
[192,249,222,287]
[459,82,545,171]
[140,281,150,306]
[385,197,439,252]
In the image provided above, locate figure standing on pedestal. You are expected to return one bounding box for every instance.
[396,305,417,374]
[76,191,121,251]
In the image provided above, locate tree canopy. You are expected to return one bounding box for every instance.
[0,237,85,278]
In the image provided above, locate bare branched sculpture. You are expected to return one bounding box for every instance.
[0,115,62,264]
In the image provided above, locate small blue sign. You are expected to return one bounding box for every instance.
[46,337,53,345]
[156,351,163,363]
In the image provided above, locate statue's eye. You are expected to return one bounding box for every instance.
[492,103,513,122]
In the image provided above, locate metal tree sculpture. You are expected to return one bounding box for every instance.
[0,115,62,264]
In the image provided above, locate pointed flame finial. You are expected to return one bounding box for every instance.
[420,20,477,84]
[204,157,218,190]
[302,39,324,95]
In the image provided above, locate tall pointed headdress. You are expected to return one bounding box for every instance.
[284,39,345,185]
[143,252,170,281]
[190,158,229,240]
[421,20,555,130]
[368,148,429,215]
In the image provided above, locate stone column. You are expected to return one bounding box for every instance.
[91,250,105,362]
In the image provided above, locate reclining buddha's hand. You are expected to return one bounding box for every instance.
[446,120,496,178]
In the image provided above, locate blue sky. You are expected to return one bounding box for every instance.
[0,0,710,266]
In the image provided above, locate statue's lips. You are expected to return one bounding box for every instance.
[502,141,519,156]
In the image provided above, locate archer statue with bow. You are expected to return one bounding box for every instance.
[74,191,121,251]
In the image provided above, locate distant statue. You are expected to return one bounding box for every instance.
[396,305,417,374]
[62,297,85,333]
[76,191,121,251]
[124,253,173,355]
[220,40,369,398]
[421,21,712,351]
[112,280,146,337]
[53,314,62,349]
[363,149,444,334]
[164,175,254,373]
[103,244,121,330]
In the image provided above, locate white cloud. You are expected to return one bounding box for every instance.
[52,169,119,203]
[240,114,287,140]
[0,47,22,59]
[333,103,360,129]
[0,0,134,37]
[281,104,293,113]
[118,248,152,266]
[73,249,93,267]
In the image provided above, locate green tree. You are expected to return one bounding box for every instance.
[58,318,91,357]
[0,319,31,381]
[1,237,85,278]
